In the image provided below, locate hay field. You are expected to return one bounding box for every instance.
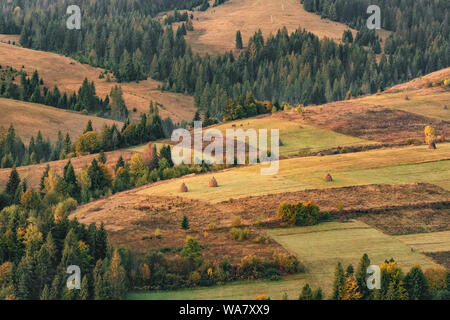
[0,98,121,142]
[185,0,356,55]
[395,231,450,254]
[0,41,196,122]
[213,115,376,156]
[355,67,450,121]
[138,143,450,202]
[266,220,439,296]
[129,220,438,300]
[356,88,450,121]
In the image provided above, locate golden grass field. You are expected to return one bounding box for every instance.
[184,0,356,55]
[129,220,439,299]
[0,42,196,122]
[0,97,122,142]
[395,231,450,254]
[355,67,450,121]
[356,89,450,121]
[213,115,376,156]
[138,143,450,202]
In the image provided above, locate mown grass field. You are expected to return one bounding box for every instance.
[395,231,450,253]
[213,116,375,157]
[356,89,450,121]
[183,0,356,55]
[128,220,438,300]
[0,97,121,142]
[138,143,450,202]
[266,220,439,296]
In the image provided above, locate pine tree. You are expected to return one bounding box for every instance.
[298,284,313,300]
[404,266,429,300]
[40,285,50,300]
[332,262,345,300]
[5,166,20,198]
[84,120,93,133]
[98,151,107,164]
[236,30,243,49]
[80,275,90,300]
[40,165,50,193]
[356,253,371,299]
[63,161,81,201]
[181,215,189,230]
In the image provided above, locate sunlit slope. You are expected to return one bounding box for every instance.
[0,97,121,142]
[139,143,450,202]
[184,0,356,55]
[0,42,196,122]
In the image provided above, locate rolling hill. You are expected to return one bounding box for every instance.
[0,42,196,123]
[0,97,122,143]
[182,0,356,55]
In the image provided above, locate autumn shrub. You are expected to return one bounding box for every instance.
[277,201,330,226]
[208,222,217,230]
[272,252,305,274]
[230,227,250,241]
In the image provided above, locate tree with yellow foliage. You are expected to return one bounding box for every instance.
[424,125,436,144]
[341,274,362,300]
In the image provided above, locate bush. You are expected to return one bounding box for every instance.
[277,201,328,226]
[208,222,217,230]
[273,252,304,274]
[230,228,250,241]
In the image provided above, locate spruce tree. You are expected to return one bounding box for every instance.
[356,253,371,299]
[181,215,189,230]
[404,266,429,300]
[5,166,20,198]
[332,262,345,300]
[236,30,243,49]
[85,120,93,133]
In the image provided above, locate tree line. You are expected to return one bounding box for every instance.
[0,0,448,121]
[0,105,174,169]
[0,66,128,121]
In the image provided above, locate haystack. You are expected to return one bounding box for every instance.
[324,173,333,182]
[208,177,218,188]
[179,183,188,193]
[428,142,437,150]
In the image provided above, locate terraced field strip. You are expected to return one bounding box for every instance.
[138,144,450,203]
[395,231,450,253]
[213,116,376,156]
[266,220,439,295]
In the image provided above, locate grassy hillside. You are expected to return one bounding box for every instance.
[129,220,438,300]
[183,0,356,55]
[395,231,450,254]
[0,97,121,142]
[213,115,376,157]
[0,42,196,122]
[139,143,450,202]
[355,67,450,121]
